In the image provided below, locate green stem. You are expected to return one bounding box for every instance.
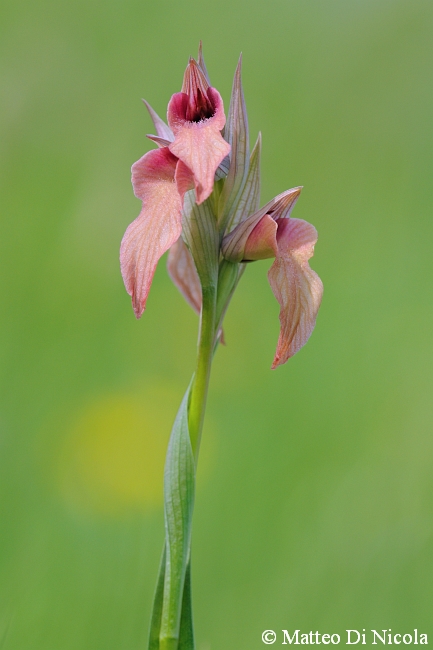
[188,285,217,462]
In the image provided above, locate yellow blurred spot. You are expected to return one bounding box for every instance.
[57,383,213,517]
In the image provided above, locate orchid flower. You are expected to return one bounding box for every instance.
[222,187,323,367]
[120,46,323,650]
[120,54,230,318]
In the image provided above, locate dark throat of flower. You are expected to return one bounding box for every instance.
[186,87,214,122]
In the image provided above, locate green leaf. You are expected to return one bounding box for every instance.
[160,388,195,649]
[148,550,195,650]
[178,562,194,650]
[148,547,167,650]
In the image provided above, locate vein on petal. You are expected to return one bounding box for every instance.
[120,148,183,318]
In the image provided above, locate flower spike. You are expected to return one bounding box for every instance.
[121,47,322,367]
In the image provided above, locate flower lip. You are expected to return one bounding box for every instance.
[167,78,230,204]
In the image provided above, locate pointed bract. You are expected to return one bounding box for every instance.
[146,134,172,148]
[222,131,261,233]
[142,99,174,141]
[120,148,183,318]
[219,55,250,229]
[197,41,211,85]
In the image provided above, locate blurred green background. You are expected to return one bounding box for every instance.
[1,0,432,647]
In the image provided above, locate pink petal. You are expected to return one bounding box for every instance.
[268,218,323,367]
[142,99,174,141]
[180,59,212,120]
[243,215,278,261]
[167,88,230,204]
[167,237,202,314]
[174,159,195,198]
[120,148,182,318]
[222,187,302,262]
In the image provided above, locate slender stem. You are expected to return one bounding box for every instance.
[188,285,217,462]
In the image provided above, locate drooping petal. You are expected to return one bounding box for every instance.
[168,86,230,204]
[120,147,182,318]
[142,99,174,141]
[268,218,323,367]
[167,237,202,314]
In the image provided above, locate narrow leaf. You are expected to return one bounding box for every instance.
[160,388,195,647]
[148,549,195,650]
[148,547,167,650]
[178,562,195,650]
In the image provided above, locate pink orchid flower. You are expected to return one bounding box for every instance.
[222,187,323,367]
[120,57,230,318]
